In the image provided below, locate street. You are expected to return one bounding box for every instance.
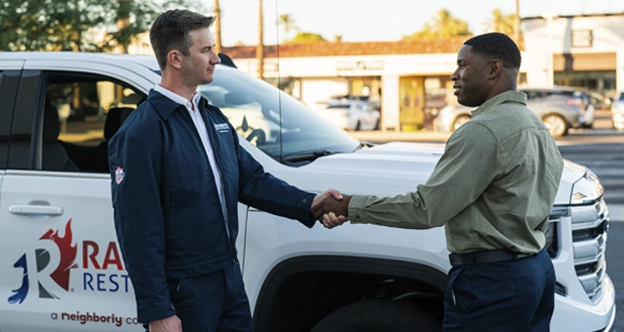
[606,222,623,331]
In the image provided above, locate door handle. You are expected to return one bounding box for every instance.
[9,204,64,216]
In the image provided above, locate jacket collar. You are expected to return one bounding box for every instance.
[147,89,211,120]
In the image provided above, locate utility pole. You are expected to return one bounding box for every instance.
[214,0,222,54]
[257,0,264,79]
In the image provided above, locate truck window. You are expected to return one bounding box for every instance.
[0,71,7,168]
[0,70,21,169]
[41,73,144,172]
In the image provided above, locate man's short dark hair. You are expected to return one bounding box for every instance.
[149,9,215,70]
[464,32,521,69]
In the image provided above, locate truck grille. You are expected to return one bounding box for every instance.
[569,199,609,301]
[547,199,609,301]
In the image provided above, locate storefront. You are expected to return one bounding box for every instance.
[522,12,624,99]
[222,39,468,131]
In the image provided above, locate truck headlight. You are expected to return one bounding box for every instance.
[570,169,603,205]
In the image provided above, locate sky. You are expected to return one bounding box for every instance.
[215,0,624,46]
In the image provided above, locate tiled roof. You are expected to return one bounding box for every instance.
[221,36,471,59]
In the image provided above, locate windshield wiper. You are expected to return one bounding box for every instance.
[282,150,340,163]
[354,140,376,151]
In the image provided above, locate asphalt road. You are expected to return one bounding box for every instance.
[606,221,623,331]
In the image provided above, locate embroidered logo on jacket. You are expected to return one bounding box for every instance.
[115,167,125,184]
[214,123,230,133]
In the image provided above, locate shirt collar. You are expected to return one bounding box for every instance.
[472,90,528,118]
[154,84,201,111]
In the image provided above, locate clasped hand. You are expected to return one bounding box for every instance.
[311,189,351,229]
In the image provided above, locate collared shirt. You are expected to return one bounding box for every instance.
[154,84,229,229]
[348,90,564,255]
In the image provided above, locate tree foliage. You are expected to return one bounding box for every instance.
[288,32,325,43]
[278,13,298,41]
[0,0,203,52]
[403,9,471,40]
[486,8,515,35]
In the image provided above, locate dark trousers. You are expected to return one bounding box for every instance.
[145,262,253,332]
[443,249,555,332]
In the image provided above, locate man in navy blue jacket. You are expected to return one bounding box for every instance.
[109,9,341,332]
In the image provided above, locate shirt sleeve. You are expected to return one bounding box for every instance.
[109,131,174,323]
[348,122,502,229]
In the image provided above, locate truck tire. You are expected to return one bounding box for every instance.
[310,299,441,332]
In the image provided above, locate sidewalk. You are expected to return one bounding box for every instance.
[351,130,449,143]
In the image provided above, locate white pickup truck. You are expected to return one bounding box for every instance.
[0,52,615,332]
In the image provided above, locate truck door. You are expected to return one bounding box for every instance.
[0,68,22,332]
[0,67,145,332]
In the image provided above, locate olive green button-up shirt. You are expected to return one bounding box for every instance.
[348,91,564,255]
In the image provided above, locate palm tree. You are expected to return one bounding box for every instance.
[213,0,222,54]
[403,9,470,39]
[430,9,471,37]
[514,0,521,45]
[279,13,297,41]
[257,0,264,79]
[486,8,514,35]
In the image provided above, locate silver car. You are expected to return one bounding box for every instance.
[435,87,595,137]
[316,100,380,131]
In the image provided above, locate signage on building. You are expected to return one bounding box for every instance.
[412,59,457,71]
[571,29,593,48]
[336,60,384,71]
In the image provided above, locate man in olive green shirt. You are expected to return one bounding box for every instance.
[313,33,564,331]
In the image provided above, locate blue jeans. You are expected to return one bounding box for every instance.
[443,249,555,332]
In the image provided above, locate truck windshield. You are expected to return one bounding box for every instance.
[198,65,360,165]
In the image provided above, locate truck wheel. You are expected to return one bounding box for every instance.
[310,299,441,332]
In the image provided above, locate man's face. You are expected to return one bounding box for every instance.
[181,27,221,85]
[451,45,490,107]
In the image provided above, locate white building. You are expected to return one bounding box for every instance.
[522,12,624,97]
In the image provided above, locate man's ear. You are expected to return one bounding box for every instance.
[487,59,503,79]
[167,50,183,70]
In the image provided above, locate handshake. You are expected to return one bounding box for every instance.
[311,189,351,229]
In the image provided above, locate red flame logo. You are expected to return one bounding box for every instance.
[39,219,78,291]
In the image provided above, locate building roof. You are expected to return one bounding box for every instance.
[522,11,624,21]
[221,36,471,59]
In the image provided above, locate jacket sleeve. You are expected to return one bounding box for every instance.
[233,135,317,228]
[109,131,174,323]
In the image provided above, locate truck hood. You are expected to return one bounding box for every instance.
[307,142,587,205]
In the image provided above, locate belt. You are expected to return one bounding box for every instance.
[449,249,533,266]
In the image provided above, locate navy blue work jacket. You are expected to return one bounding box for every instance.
[109,90,316,323]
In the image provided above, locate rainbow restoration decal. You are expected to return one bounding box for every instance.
[7,218,140,328]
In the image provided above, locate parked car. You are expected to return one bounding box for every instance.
[435,87,594,137]
[589,92,612,110]
[611,90,624,130]
[316,100,380,131]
